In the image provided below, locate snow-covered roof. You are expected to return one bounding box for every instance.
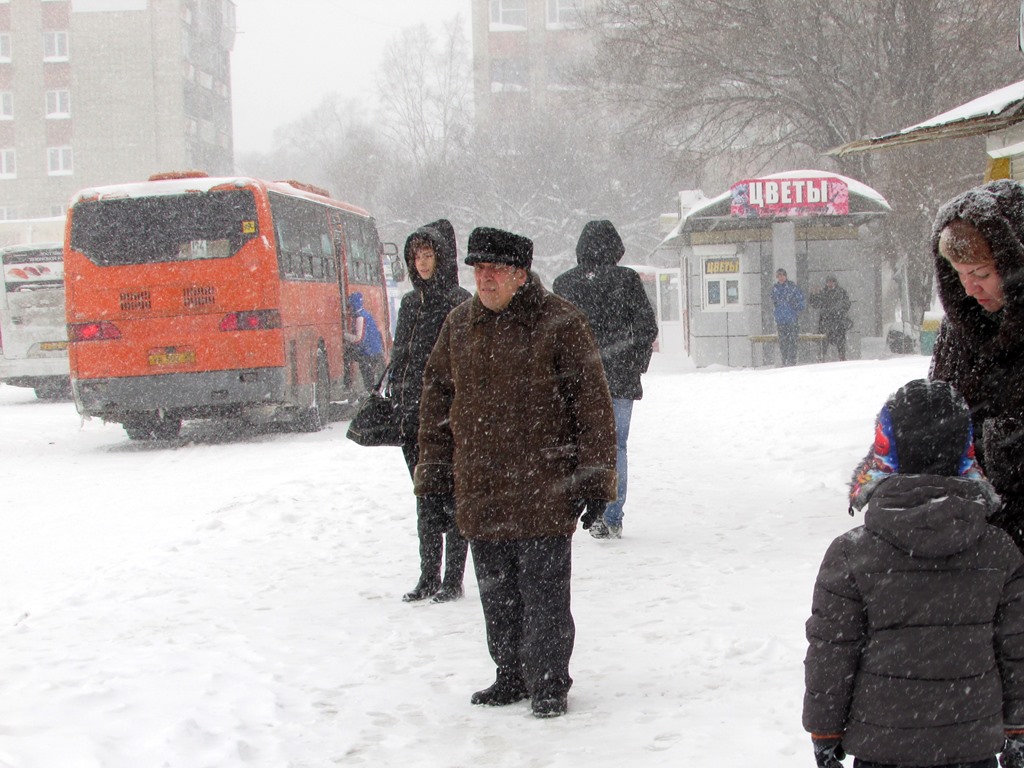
[659,169,890,246]
[68,176,370,217]
[830,79,1024,156]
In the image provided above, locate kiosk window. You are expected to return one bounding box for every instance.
[702,256,742,312]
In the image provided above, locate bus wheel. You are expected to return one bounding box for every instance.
[124,413,182,441]
[299,348,330,432]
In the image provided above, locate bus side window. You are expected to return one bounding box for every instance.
[345,218,381,285]
[321,233,335,280]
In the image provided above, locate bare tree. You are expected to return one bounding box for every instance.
[452,111,678,282]
[376,15,472,171]
[235,94,389,213]
[582,0,1024,317]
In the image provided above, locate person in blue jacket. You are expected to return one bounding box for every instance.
[772,268,806,366]
[344,291,385,392]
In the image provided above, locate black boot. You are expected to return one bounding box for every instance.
[531,693,568,718]
[431,529,468,603]
[403,505,442,602]
[402,577,440,602]
[470,668,529,706]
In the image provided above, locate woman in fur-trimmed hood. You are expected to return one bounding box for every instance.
[390,219,471,604]
[929,179,1024,549]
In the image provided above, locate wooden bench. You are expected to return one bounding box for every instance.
[749,334,826,366]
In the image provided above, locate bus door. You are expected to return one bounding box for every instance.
[340,216,391,358]
[329,209,349,316]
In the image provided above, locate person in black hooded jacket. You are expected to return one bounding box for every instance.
[390,220,471,603]
[553,220,658,540]
[929,179,1024,550]
[803,378,1024,768]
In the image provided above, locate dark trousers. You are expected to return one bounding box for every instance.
[344,347,384,392]
[470,536,574,699]
[778,322,799,366]
[402,441,467,588]
[854,759,996,768]
[822,328,848,361]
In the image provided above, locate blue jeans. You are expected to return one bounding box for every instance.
[602,398,633,528]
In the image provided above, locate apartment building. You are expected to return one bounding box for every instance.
[0,0,235,221]
[471,0,595,124]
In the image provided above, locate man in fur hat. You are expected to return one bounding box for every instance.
[414,226,617,718]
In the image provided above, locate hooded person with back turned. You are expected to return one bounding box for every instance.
[803,378,1024,768]
[553,220,658,539]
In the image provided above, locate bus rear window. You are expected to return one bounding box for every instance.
[69,190,259,266]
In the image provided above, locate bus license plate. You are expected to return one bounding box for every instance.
[39,341,68,351]
[148,347,196,366]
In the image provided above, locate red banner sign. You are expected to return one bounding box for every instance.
[730,177,849,218]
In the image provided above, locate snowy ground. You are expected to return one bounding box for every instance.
[0,353,931,768]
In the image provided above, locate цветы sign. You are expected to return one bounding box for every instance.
[730,177,849,218]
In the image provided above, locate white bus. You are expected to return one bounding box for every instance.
[0,242,71,399]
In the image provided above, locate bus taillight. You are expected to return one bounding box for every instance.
[218,310,282,332]
[68,321,122,341]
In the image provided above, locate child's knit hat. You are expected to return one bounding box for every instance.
[849,379,988,512]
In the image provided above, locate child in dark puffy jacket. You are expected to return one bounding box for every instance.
[803,379,1024,768]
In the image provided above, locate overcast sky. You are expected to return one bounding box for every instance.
[230,0,471,154]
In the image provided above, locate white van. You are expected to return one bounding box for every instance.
[0,242,70,399]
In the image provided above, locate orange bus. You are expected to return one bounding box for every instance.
[65,172,397,440]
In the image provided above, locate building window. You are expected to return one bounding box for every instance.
[0,34,11,62]
[0,92,11,120]
[47,146,72,175]
[547,0,584,26]
[43,31,70,62]
[0,149,15,179]
[702,255,742,312]
[45,90,70,118]
[490,0,527,28]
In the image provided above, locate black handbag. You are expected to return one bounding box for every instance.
[345,366,402,447]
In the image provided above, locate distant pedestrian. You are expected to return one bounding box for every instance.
[415,226,616,718]
[772,268,806,366]
[809,275,851,361]
[343,291,385,392]
[553,220,658,540]
[390,220,471,604]
[804,378,1024,768]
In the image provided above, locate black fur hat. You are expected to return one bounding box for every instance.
[464,227,533,270]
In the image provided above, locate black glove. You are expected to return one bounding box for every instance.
[1001,735,1024,768]
[813,738,845,768]
[579,500,606,530]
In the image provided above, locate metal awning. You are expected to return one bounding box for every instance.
[829,79,1024,156]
